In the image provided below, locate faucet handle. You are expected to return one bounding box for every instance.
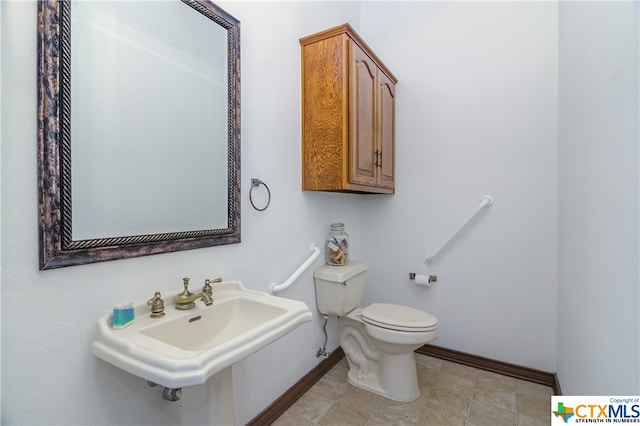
[146,291,165,318]
[203,277,222,296]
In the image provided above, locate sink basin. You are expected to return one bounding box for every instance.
[141,298,288,351]
[92,281,312,388]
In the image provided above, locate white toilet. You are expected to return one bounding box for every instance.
[314,261,438,402]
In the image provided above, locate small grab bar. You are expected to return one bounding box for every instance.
[424,195,494,264]
[269,244,321,294]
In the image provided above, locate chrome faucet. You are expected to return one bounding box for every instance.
[175,278,213,310]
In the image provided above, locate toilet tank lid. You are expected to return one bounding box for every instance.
[314,261,368,282]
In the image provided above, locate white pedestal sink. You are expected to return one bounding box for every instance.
[92,281,312,424]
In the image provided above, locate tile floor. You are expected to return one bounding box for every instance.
[273,354,552,426]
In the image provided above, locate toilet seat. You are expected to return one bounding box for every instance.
[361,303,438,332]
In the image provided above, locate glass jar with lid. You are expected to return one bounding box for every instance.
[326,223,349,265]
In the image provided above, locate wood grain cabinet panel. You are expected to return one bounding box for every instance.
[300,24,398,194]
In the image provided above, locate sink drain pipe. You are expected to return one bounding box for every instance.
[162,387,182,402]
[147,381,182,402]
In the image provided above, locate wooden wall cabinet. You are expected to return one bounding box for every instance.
[300,24,398,194]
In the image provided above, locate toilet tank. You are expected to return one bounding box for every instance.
[314,261,368,316]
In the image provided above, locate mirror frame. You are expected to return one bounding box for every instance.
[37,0,241,270]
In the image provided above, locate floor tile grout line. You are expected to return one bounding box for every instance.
[514,378,521,426]
[324,369,352,425]
[416,382,434,426]
[464,368,479,426]
[365,396,385,426]
[416,359,444,425]
[514,378,518,426]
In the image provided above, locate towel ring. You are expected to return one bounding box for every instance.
[250,178,271,211]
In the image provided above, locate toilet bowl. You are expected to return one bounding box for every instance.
[314,262,438,402]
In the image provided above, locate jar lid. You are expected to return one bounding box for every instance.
[331,223,345,230]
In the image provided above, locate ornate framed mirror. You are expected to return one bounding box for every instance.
[37,0,241,270]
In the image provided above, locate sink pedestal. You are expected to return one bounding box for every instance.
[181,366,234,426]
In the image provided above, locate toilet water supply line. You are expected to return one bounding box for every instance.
[317,315,330,358]
[269,244,321,294]
[424,195,494,264]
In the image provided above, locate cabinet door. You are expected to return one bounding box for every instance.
[349,41,377,187]
[377,72,395,189]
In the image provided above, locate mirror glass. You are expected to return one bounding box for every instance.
[37,0,241,269]
[71,1,229,239]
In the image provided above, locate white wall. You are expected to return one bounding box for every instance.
[0,1,3,414]
[557,1,640,395]
[1,1,362,424]
[359,1,559,372]
[2,1,638,424]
